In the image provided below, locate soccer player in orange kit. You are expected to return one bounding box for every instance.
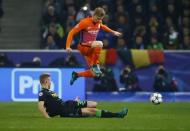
[66,7,122,85]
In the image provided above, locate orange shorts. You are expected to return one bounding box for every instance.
[78,43,99,66]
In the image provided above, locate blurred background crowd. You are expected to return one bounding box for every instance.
[41,0,190,50]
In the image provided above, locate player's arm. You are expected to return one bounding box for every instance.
[38,101,50,118]
[100,24,122,36]
[66,20,87,52]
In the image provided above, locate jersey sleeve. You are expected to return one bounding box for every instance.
[100,24,114,33]
[38,91,45,101]
[66,19,87,49]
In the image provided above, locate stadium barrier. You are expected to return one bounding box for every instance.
[0,50,190,102]
[0,50,190,92]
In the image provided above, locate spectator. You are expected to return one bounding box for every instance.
[182,27,189,36]
[102,38,110,49]
[65,55,80,67]
[132,35,145,49]
[163,16,174,32]
[116,37,128,50]
[182,8,190,18]
[149,16,159,28]
[153,65,178,92]
[148,26,162,43]
[64,0,75,6]
[128,0,143,18]
[183,35,190,50]
[120,65,141,92]
[45,35,58,49]
[76,4,92,22]
[42,5,61,26]
[182,17,189,29]
[93,66,118,92]
[148,3,163,25]
[131,4,146,28]
[148,36,164,50]
[67,5,76,18]
[42,22,63,48]
[0,53,14,67]
[165,4,178,27]
[164,26,179,49]
[115,4,129,19]
[114,14,130,41]
[44,0,62,16]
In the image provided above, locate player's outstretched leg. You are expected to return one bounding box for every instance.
[81,107,128,118]
[70,71,78,85]
[96,107,128,118]
[70,70,95,85]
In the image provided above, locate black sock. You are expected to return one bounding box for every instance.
[96,109,119,118]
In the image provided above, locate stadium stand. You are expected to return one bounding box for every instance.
[41,0,189,50]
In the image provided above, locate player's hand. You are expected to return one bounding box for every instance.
[66,48,72,53]
[113,31,122,37]
[75,96,80,102]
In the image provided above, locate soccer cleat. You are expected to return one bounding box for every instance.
[70,71,78,85]
[117,108,128,118]
[91,64,102,77]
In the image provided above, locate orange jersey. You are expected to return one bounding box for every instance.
[66,17,114,49]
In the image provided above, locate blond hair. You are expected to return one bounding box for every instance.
[93,7,105,17]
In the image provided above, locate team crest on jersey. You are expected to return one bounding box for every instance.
[87,27,92,30]
[88,30,99,34]
[39,92,43,96]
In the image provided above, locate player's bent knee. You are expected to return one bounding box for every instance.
[91,41,103,48]
[93,102,97,107]
[81,108,96,116]
[87,101,97,108]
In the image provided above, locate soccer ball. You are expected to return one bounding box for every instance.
[150,92,163,105]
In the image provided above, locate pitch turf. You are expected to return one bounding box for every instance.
[0,102,190,131]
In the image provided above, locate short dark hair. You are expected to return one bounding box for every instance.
[39,73,50,84]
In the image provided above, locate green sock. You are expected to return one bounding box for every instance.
[96,109,102,118]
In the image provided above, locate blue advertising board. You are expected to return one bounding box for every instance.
[1,50,190,92]
[0,68,85,102]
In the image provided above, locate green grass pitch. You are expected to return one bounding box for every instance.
[0,102,190,131]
